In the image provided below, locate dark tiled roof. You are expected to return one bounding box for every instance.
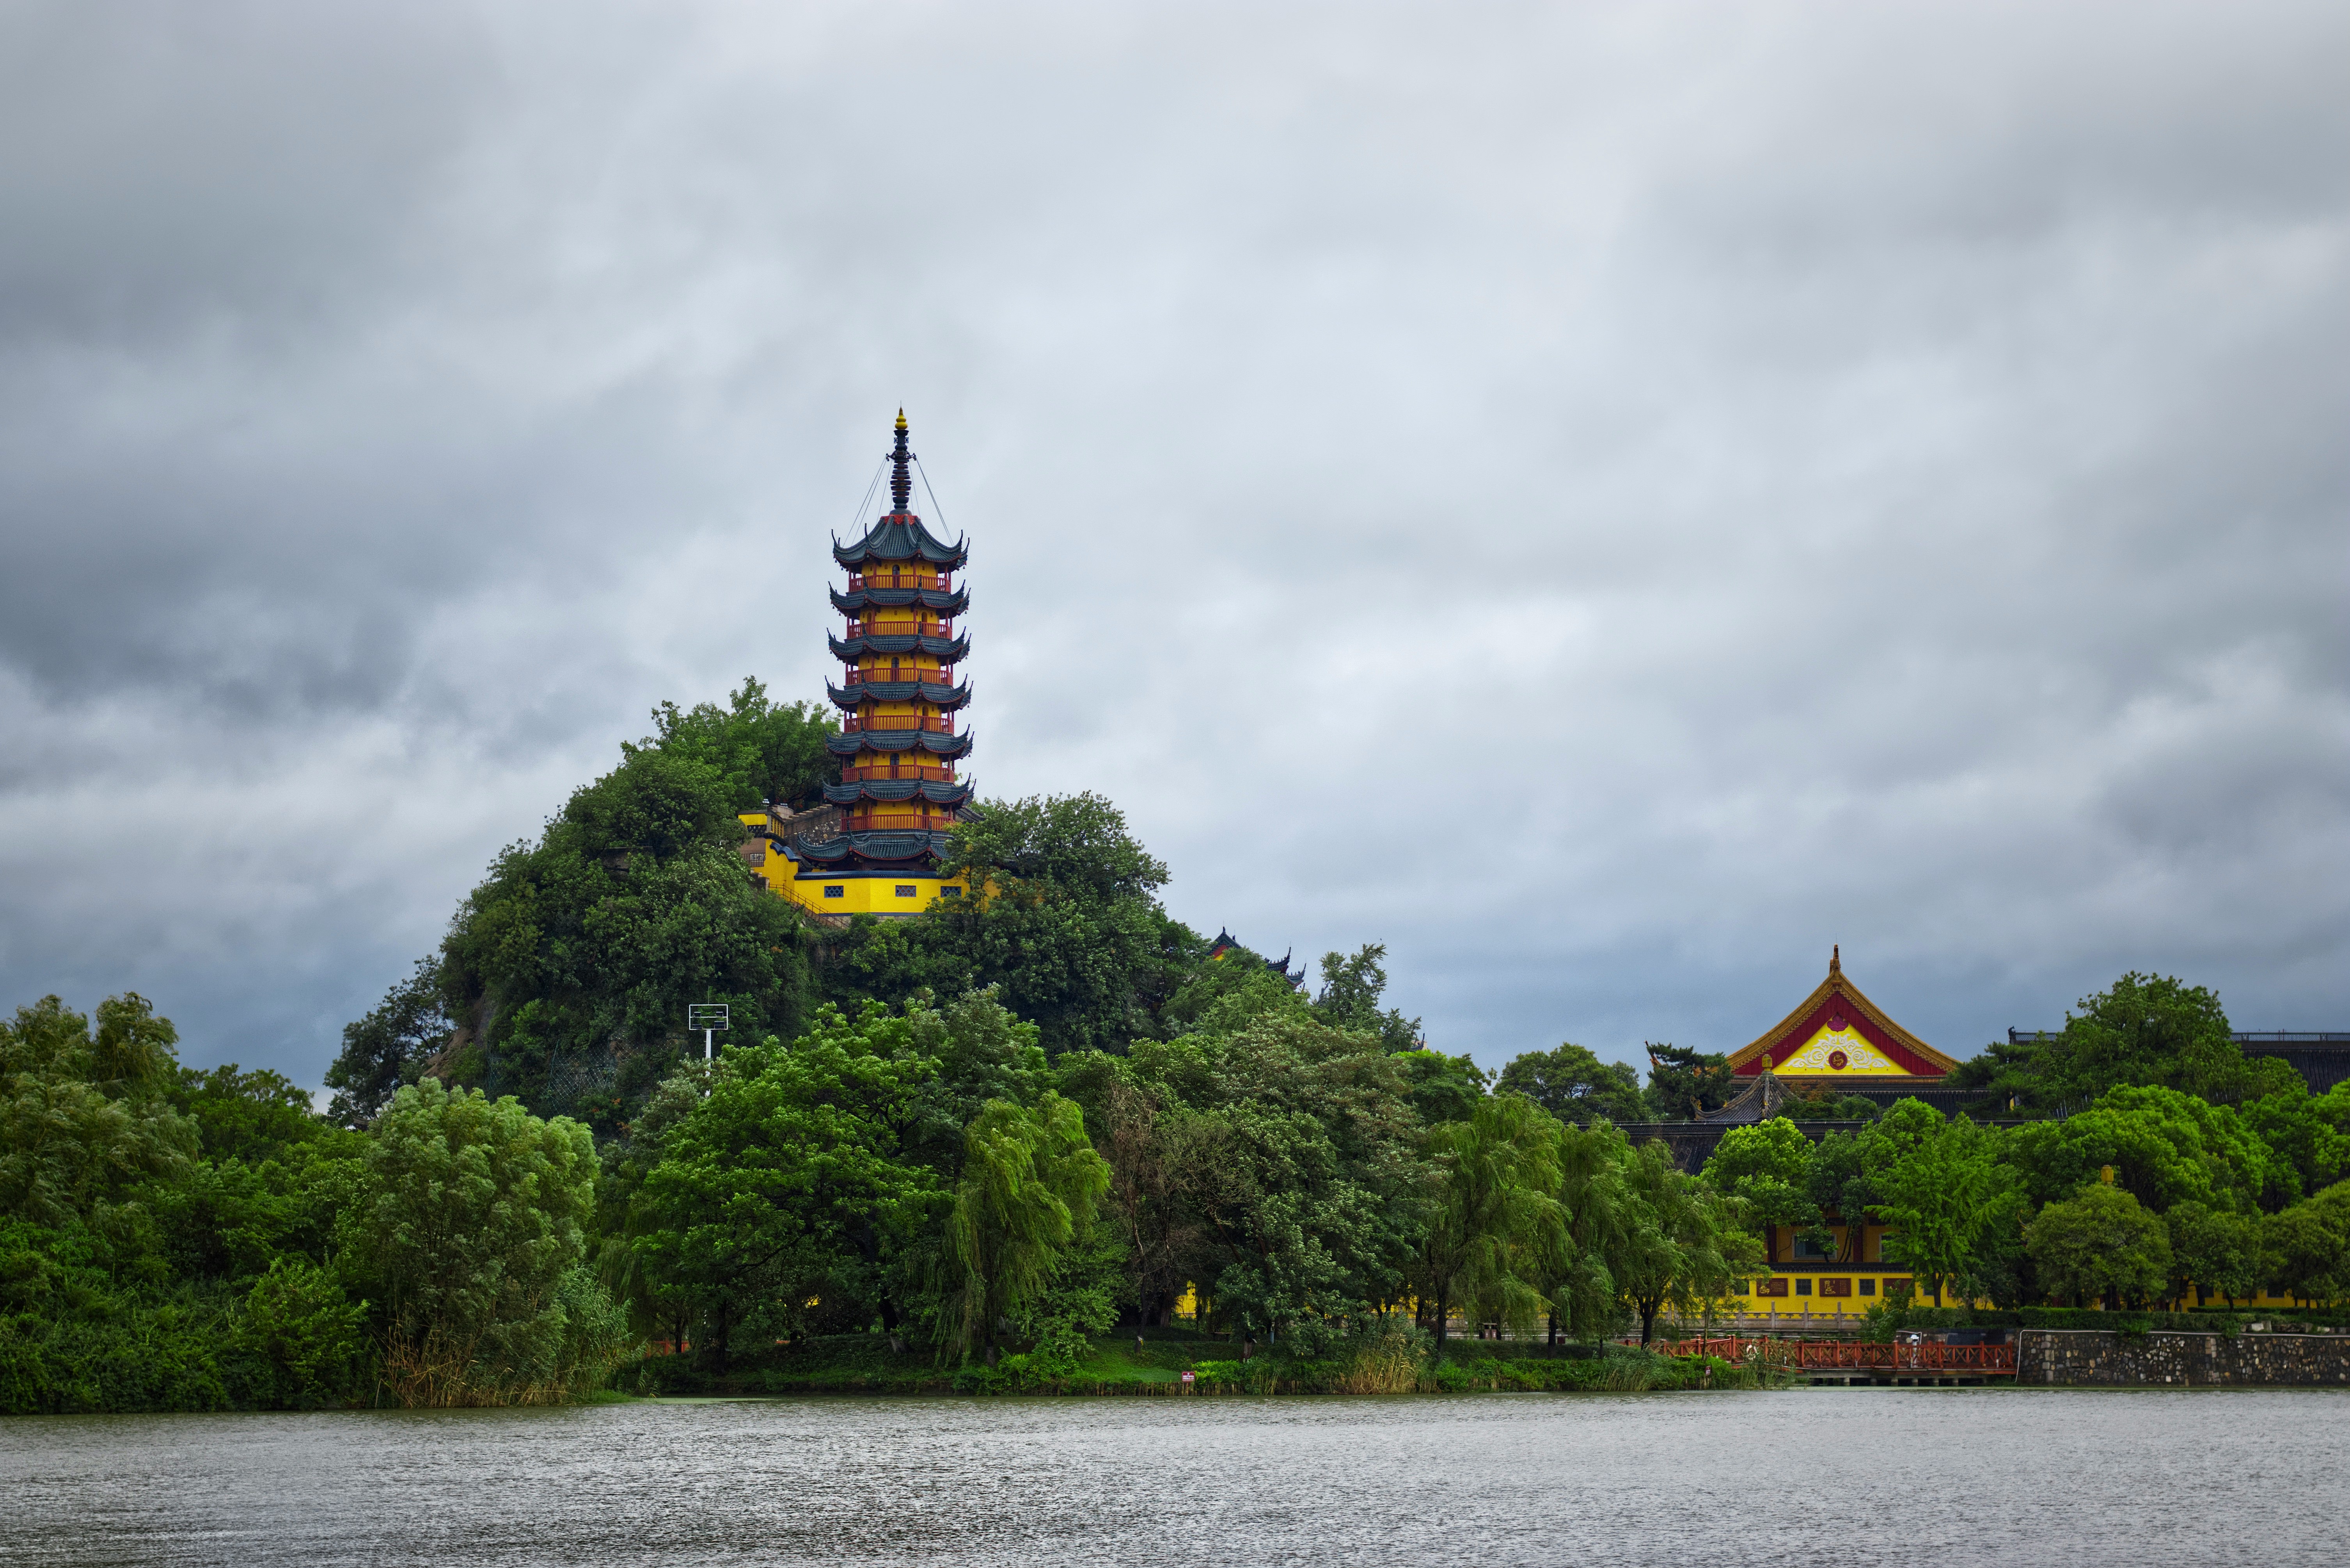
[833,514,968,569]
[826,678,972,711]
[825,730,972,759]
[831,584,969,615]
[828,631,971,662]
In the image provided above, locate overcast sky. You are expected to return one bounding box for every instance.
[3,0,2345,1088]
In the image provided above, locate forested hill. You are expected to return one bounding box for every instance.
[11,676,2344,1419]
[323,678,1435,1134]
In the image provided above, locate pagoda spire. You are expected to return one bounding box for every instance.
[889,409,913,516]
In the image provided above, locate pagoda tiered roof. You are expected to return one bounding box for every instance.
[831,584,969,615]
[833,514,968,570]
[827,677,971,710]
[828,630,971,662]
[793,828,957,868]
[825,729,972,759]
[822,778,975,807]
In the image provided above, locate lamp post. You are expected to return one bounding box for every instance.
[687,1003,730,1062]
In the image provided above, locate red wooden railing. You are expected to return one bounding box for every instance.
[839,669,954,688]
[846,574,952,592]
[840,765,957,783]
[1653,1337,2016,1374]
[842,716,956,734]
[844,622,953,639]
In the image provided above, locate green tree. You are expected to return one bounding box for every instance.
[350,1079,618,1403]
[629,676,838,811]
[168,1064,323,1168]
[1393,1048,1489,1125]
[1803,1100,1943,1266]
[325,959,450,1128]
[1614,1139,1762,1343]
[2241,1082,2350,1207]
[1057,1053,1216,1327]
[1311,944,1423,1053]
[2005,1084,2283,1216]
[1966,972,2298,1110]
[1550,1120,1636,1343]
[2023,1183,2173,1309]
[2164,1200,2264,1307]
[1874,1117,2023,1307]
[1410,1093,1566,1348]
[619,1006,949,1363]
[1643,1043,1736,1121]
[1702,1117,1821,1236]
[938,1094,1111,1362]
[1111,1011,1429,1341]
[233,1256,371,1409]
[0,995,196,1226]
[2261,1181,2350,1305]
[408,743,816,1118]
[835,792,1187,1056]
[1496,1043,1645,1125]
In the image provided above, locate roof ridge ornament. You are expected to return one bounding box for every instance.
[889,409,913,517]
[1830,942,1841,976]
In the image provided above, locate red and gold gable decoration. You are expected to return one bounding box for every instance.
[1727,947,1956,1081]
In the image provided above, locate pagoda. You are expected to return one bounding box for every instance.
[777,412,976,915]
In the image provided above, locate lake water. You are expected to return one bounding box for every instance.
[4,1389,2344,1566]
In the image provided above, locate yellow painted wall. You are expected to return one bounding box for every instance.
[736,810,969,918]
[783,873,968,917]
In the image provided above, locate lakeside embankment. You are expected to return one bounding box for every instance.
[628,1331,1775,1398]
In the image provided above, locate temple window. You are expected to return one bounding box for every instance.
[896,885,917,897]
[1795,1279,1812,1295]
[823,886,844,899]
[1860,1279,1876,1296]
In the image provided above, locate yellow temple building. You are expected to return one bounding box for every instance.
[1707,948,1963,1317]
[738,412,975,917]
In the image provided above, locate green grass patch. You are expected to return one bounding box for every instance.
[627,1333,1779,1398]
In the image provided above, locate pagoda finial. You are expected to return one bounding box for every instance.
[1830,943,1841,975]
[889,409,913,516]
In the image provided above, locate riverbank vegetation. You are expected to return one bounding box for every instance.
[1697,988,2350,1313]
[9,681,2346,1414]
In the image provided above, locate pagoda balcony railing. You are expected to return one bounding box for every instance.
[846,811,961,832]
[844,622,953,639]
[840,764,958,784]
[838,669,953,687]
[841,715,957,734]
[847,573,951,592]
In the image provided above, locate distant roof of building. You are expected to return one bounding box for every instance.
[1209,929,1305,989]
[1726,945,1956,1078]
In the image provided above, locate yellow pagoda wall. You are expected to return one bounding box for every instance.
[737,810,969,918]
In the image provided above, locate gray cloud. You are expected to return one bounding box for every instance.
[2,0,2344,1086]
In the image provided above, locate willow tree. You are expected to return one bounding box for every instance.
[939,1093,1111,1363]
[1614,1139,1763,1345]
[1411,1093,1567,1349]
[1550,1119,1633,1344]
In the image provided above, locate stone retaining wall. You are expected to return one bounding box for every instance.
[2018,1329,2350,1387]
